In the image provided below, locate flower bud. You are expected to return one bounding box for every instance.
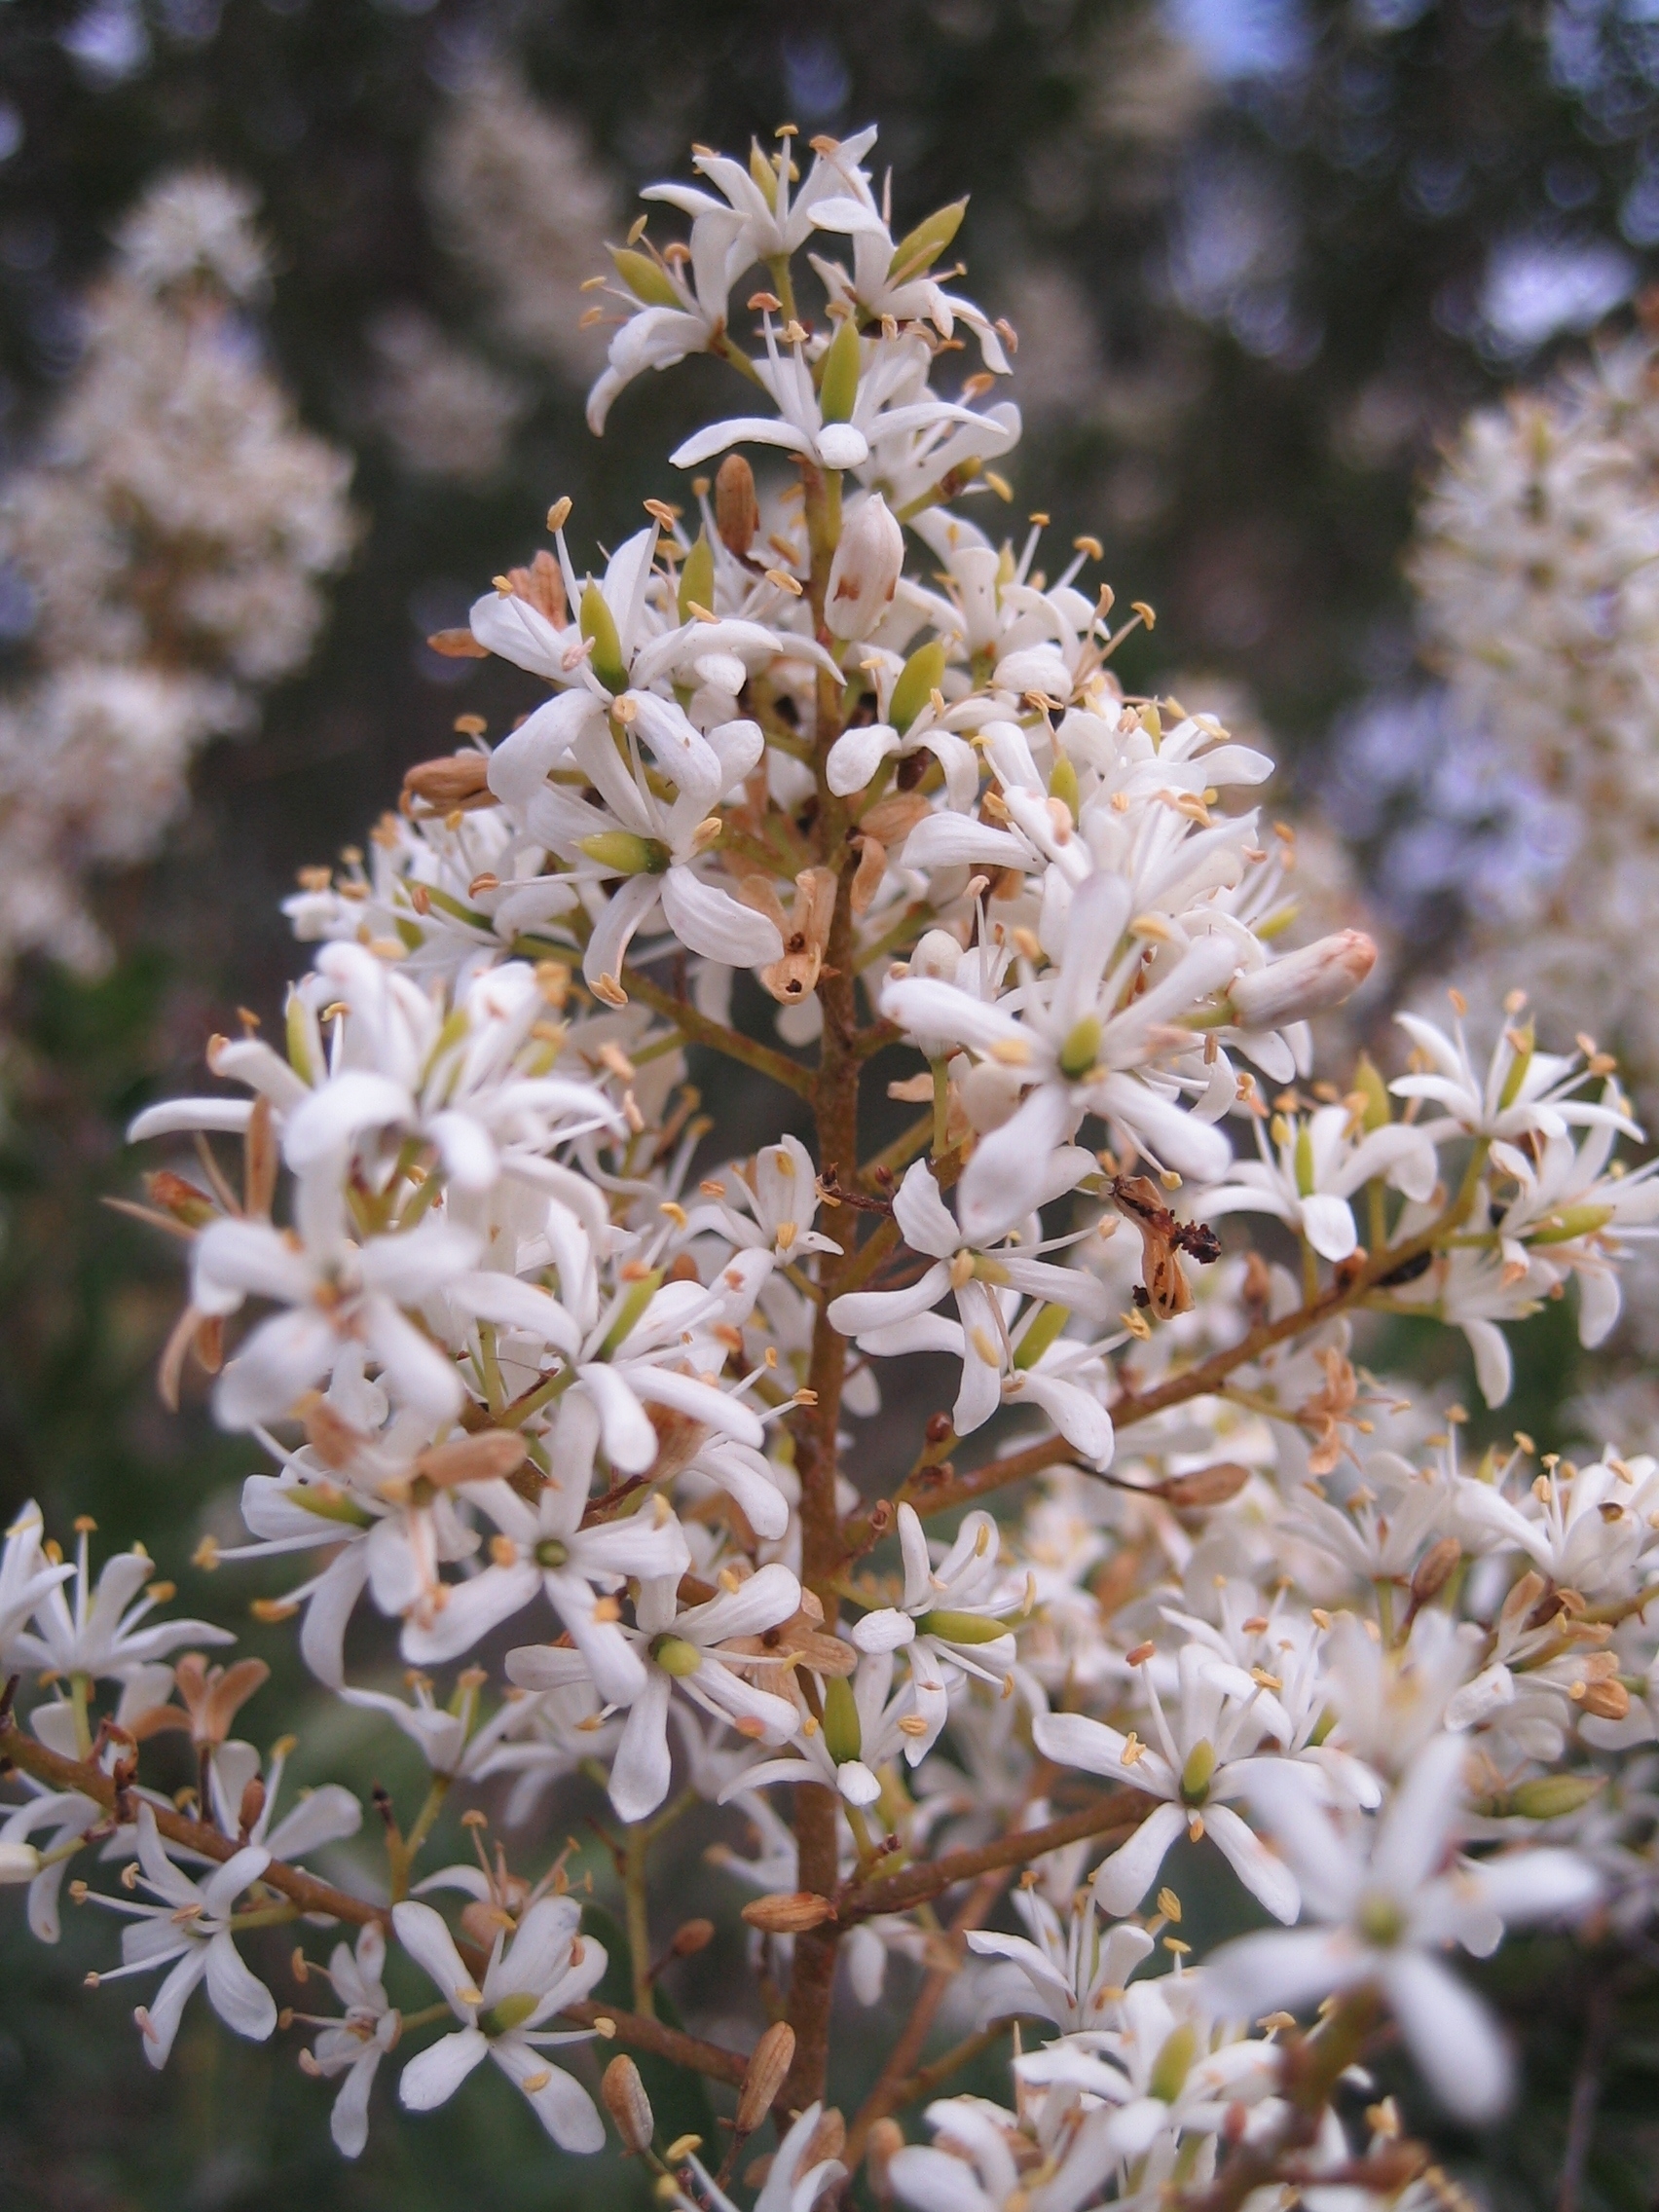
[716,454,758,557]
[740,1891,836,1935]
[826,496,903,641]
[402,753,493,807]
[1508,1774,1604,1821]
[1580,1677,1631,1721]
[910,929,962,983]
[915,1607,1012,1644]
[889,639,946,733]
[818,316,863,425]
[1352,1051,1391,1132]
[578,830,670,876]
[601,2053,656,2155]
[736,2020,796,2135]
[1410,1536,1462,1609]
[1161,1461,1252,1510]
[866,2116,905,2203]
[671,1916,716,1958]
[823,1673,863,1765]
[1229,931,1377,1029]
[579,579,627,695]
[678,530,715,622]
[0,1842,42,1885]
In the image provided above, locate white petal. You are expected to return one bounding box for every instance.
[391,1900,473,2010]
[1090,1802,1188,1916]
[1382,1952,1511,2122]
[492,2040,605,2151]
[398,2025,491,2110]
[205,1930,277,2042]
[1203,1803,1300,1925]
[660,866,784,967]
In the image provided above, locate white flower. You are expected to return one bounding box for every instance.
[1207,1735,1601,2122]
[966,1889,1155,2032]
[401,1405,690,1677]
[1034,1641,1304,1923]
[10,1522,231,1684]
[890,2093,1118,2212]
[193,1201,478,1429]
[0,1501,74,1662]
[825,494,905,641]
[829,1161,1113,1453]
[84,1805,276,2069]
[1197,1102,1437,1264]
[299,1921,400,2158]
[882,869,1242,1237]
[671,2098,846,2212]
[849,1506,1020,1757]
[506,1563,803,1822]
[1391,1009,1639,1147]
[670,314,987,478]
[392,1896,607,2150]
[723,1648,917,1810]
[686,1135,843,1262]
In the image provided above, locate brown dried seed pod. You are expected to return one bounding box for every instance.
[600,2053,655,2155]
[740,1891,837,1935]
[715,453,758,557]
[735,2019,796,2135]
[401,754,493,805]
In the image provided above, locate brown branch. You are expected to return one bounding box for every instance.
[885,2014,1032,2119]
[0,1718,747,2087]
[833,1788,1149,1926]
[2,1718,391,1930]
[620,967,814,1099]
[845,1862,1010,2166]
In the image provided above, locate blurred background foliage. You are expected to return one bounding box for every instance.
[4,0,1659,2205]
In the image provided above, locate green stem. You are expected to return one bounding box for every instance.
[624,1823,655,2020]
[69,1674,92,1760]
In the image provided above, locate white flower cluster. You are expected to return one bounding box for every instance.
[1408,321,1659,1110]
[0,170,354,976]
[2,128,1654,2203]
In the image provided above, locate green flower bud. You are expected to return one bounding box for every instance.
[296,1486,376,1530]
[1497,1023,1535,1113]
[1530,1203,1616,1246]
[888,639,945,733]
[915,1608,1014,1645]
[1509,1773,1605,1820]
[610,245,681,309]
[1179,1738,1215,1805]
[598,1269,664,1358]
[577,831,671,876]
[824,1674,863,1766]
[888,199,968,284]
[1353,1051,1390,1132]
[650,1634,703,1678]
[818,315,863,425]
[580,579,628,695]
[1014,1301,1070,1371]
[1293,1120,1316,1199]
[679,530,716,623]
[285,986,316,1085]
[483,1991,541,2036]
[1149,2021,1197,2106]
[1058,1014,1101,1080]
[1048,753,1080,824]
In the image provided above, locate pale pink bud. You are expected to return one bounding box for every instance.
[1229,930,1376,1028]
[826,495,904,641]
